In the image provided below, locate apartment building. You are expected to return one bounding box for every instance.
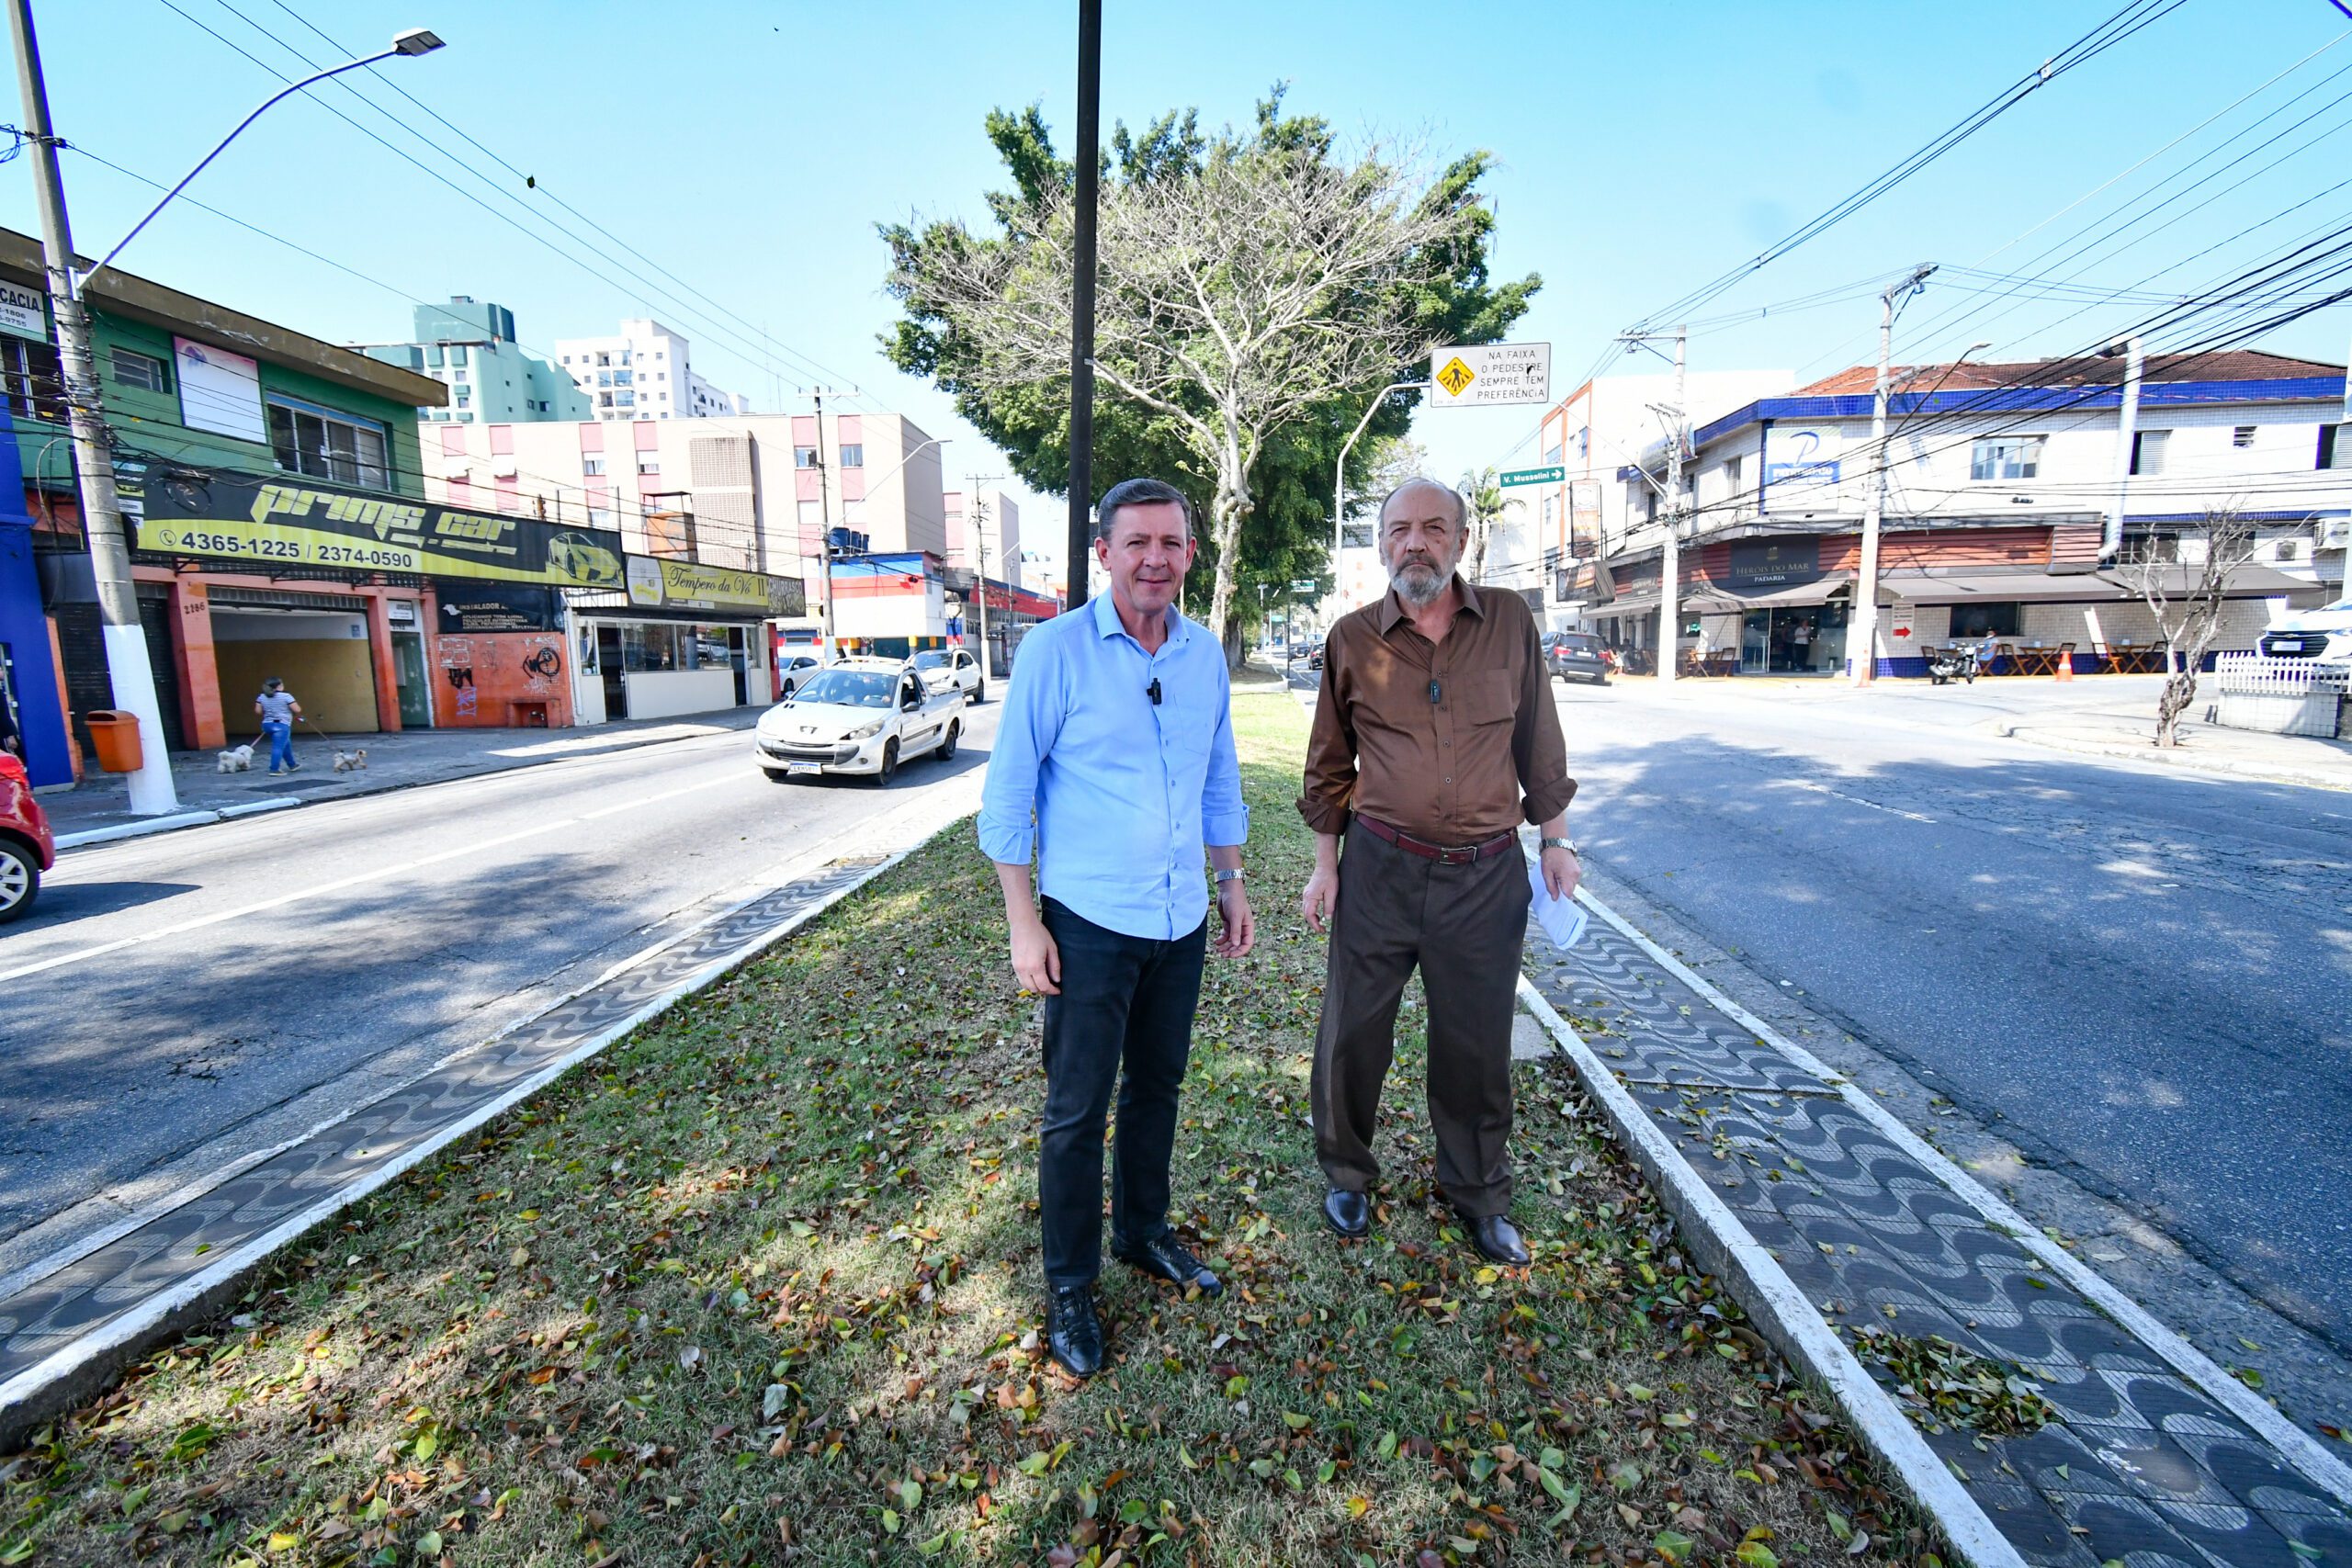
[424,410,945,592]
[360,296,587,424]
[551,320,749,424]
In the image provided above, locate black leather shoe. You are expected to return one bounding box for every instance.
[1116,1231,1223,1297]
[1046,1284,1103,1379]
[1460,1211,1531,1267]
[1323,1187,1370,1239]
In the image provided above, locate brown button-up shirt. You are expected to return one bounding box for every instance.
[1298,577,1575,844]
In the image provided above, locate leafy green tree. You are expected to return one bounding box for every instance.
[881,91,1535,660]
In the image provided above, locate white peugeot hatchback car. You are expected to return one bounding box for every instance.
[753,659,963,784]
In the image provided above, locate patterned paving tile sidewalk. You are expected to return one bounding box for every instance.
[1530,915,2352,1568]
[0,852,889,1444]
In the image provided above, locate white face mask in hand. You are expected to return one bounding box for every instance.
[1528,858,1589,949]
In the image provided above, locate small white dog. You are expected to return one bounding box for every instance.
[216,743,254,773]
[332,748,368,773]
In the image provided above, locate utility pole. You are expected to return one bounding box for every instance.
[1853,265,1934,686]
[1629,327,1690,688]
[1066,0,1102,609]
[2100,336,2145,562]
[807,388,843,662]
[9,0,175,811]
[966,472,1004,677]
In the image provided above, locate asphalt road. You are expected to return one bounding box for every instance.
[0,700,999,1280]
[1548,675,2352,1350]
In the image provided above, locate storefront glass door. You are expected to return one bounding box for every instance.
[1738,606,1849,673]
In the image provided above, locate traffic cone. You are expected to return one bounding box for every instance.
[2053,651,2073,682]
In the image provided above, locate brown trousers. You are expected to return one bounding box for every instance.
[1309,821,1530,1217]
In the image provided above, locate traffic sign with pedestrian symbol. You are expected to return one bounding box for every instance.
[1429,342,1551,407]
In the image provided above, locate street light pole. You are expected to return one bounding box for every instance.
[1853,265,1934,686]
[1065,0,1102,609]
[6,2,441,812]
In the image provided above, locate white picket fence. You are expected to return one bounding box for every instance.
[2211,652,2347,738]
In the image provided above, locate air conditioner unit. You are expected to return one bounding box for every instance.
[2319,517,2350,549]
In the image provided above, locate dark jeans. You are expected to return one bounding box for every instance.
[1037,897,1207,1289]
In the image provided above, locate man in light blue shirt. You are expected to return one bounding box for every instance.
[978,477,1253,1380]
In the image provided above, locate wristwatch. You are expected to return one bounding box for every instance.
[1215,867,1247,884]
[1540,836,1577,853]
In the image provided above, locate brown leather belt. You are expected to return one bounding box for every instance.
[1355,814,1517,866]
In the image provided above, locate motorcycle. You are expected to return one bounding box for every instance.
[1926,647,1980,685]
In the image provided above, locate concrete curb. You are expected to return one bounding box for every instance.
[1565,884,2352,1509]
[46,718,759,853]
[1514,977,2024,1568]
[0,809,963,1451]
[1992,721,2352,792]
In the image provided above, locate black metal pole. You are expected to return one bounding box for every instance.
[1065,0,1101,610]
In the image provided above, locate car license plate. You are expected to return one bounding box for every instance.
[788,761,823,775]
[2272,639,2304,652]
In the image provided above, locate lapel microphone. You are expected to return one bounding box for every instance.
[1429,679,1442,705]
[1148,678,1162,705]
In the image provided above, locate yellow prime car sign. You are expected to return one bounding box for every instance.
[122,464,626,589]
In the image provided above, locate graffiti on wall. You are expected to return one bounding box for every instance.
[434,633,567,727]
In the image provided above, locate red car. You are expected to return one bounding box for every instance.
[0,750,56,923]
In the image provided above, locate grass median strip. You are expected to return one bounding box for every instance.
[1,694,1934,1567]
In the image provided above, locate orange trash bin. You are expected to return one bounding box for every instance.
[85,710,145,773]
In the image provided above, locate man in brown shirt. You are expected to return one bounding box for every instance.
[1297,478,1578,1265]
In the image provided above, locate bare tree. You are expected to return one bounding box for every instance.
[2112,506,2258,747]
[889,141,1471,655]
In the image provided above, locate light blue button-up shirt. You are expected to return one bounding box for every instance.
[978,591,1250,941]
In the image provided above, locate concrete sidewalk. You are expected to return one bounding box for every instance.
[1622,671,2352,791]
[41,707,761,845]
[1990,700,2352,791]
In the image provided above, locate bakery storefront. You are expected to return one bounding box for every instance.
[566,557,804,724]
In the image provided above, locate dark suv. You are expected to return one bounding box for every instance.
[1544,631,1611,686]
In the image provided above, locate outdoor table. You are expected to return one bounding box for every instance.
[2012,647,2063,676]
[2110,644,2165,674]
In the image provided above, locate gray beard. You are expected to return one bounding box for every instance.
[1392,561,1447,606]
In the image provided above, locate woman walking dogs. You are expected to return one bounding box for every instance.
[1298,478,1579,1268]
[978,478,1255,1380]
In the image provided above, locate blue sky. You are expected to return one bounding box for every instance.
[9,0,2348,559]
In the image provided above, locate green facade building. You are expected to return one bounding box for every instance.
[361,297,590,424]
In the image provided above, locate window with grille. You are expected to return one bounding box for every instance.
[1969,436,2042,481]
[0,336,64,423]
[266,399,388,489]
[110,347,169,393]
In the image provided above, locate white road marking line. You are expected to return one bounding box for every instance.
[0,774,741,985]
[1785,777,1937,823]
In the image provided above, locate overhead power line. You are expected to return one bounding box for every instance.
[1623,0,2188,335]
[148,0,873,412]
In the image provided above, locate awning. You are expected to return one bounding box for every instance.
[1883,565,2325,604]
[2099,563,2324,602]
[1884,570,2122,604]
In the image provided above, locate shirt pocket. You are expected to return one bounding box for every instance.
[1464,665,1519,728]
